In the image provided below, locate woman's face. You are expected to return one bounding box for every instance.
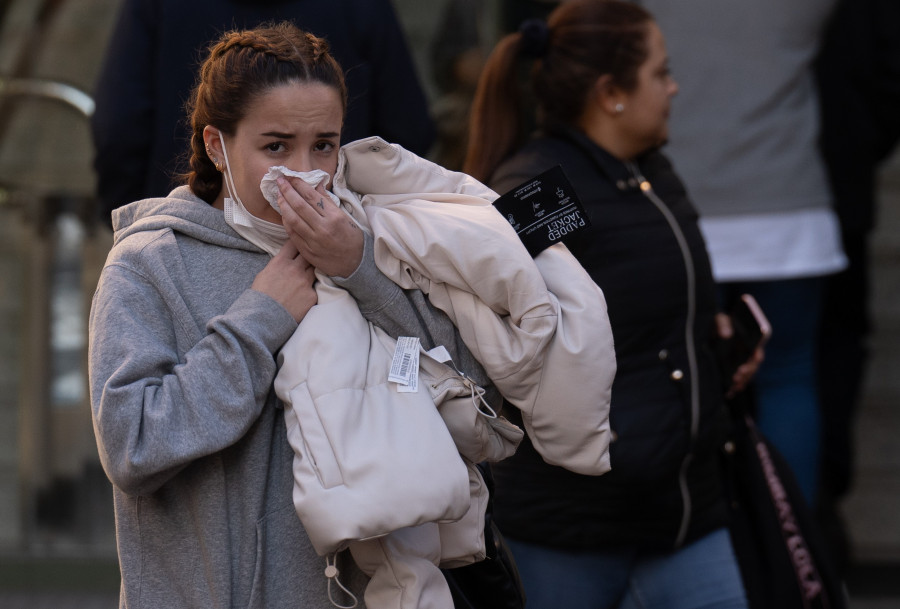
[207,81,343,223]
[617,22,678,154]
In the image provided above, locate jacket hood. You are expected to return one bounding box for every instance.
[111,185,260,253]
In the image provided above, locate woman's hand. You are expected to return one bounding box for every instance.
[715,312,765,399]
[251,241,317,322]
[277,175,364,278]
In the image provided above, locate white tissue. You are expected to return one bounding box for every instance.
[259,166,339,213]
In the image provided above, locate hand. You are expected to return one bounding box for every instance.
[277,175,364,278]
[715,313,765,399]
[251,241,317,322]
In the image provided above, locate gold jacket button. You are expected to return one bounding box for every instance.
[670,369,684,381]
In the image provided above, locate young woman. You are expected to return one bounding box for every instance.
[465,1,758,608]
[87,24,367,609]
[89,20,616,609]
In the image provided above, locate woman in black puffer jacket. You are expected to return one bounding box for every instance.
[464,2,760,608]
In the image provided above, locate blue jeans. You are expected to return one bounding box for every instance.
[506,528,748,609]
[722,277,824,505]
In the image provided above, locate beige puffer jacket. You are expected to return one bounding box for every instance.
[334,137,616,475]
[274,137,616,608]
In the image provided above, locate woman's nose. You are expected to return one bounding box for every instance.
[669,77,679,97]
[289,152,313,173]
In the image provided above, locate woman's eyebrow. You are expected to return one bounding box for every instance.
[261,131,295,138]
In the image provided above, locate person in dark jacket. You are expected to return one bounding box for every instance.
[814,0,900,571]
[464,1,759,607]
[90,0,435,227]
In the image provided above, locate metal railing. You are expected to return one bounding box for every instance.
[0,76,94,117]
[0,75,113,558]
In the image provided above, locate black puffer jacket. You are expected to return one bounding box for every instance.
[488,125,730,551]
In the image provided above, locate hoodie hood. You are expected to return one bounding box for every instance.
[111,185,263,254]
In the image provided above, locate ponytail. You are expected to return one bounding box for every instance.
[464,33,531,183]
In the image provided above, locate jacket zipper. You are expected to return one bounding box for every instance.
[626,162,700,548]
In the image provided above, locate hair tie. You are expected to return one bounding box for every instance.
[519,18,550,58]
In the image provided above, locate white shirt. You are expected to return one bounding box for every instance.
[699,208,848,282]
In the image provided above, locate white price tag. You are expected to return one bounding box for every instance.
[389,336,420,389]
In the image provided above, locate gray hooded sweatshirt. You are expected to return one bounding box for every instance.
[89,186,373,608]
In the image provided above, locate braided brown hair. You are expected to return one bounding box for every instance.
[182,21,347,204]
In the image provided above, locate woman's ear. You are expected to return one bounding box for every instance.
[590,74,625,116]
[202,125,224,166]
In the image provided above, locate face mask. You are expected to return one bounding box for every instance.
[218,131,288,257]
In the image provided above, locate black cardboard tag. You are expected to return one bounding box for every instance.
[493,165,590,257]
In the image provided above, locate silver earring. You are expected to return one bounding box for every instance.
[615,103,625,113]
